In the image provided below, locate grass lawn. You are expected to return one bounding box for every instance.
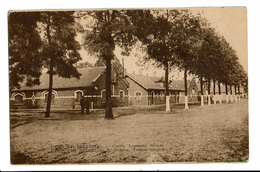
[10,99,248,164]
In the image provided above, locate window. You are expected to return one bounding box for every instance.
[44,93,55,103]
[114,72,117,80]
[12,92,26,105]
[14,94,23,104]
[101,90,106,103]
[151,91,154,98]
[192,88,195,95]
[75,90,83,102]
[135,91,142,101]
[160,91,164,100]
[112,71,117,82]
[119,90,124,102]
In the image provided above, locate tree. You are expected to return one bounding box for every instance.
[203,29,222,104]
[9,11,82,117]
[132,10,183,112]
[172,10,206,109]
[191,27,222,105]
[79,10,136,119]
[218,37,240,103]
[9,12,42,90]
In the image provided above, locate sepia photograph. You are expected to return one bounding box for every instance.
[8,6,249,166]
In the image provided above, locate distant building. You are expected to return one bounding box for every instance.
[10,65,129,110]
[13,60,238,109]
[172,78,199,102]
[125,73,186,106]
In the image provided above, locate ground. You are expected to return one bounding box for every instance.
[10,99,248,164]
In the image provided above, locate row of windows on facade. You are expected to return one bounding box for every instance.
[13,89,180,104]
[13,90,126,104]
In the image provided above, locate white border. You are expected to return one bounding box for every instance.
[2,0,260,171]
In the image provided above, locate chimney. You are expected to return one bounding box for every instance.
[122,58,124,76]
[139,69,142,75]
[153,71,156,77]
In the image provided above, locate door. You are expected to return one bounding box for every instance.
[151,91,154,105]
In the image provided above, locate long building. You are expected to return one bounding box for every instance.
[10,67,202,109]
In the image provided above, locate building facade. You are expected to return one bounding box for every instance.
[125,73,185,106]
[10,66,129,110]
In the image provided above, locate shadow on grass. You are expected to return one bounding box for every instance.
[11,150,36,164]
[10,102,202,128]
[222,115,249,162]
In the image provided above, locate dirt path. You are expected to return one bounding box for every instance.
[10,99,248,164]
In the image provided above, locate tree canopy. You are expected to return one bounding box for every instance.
[77,10,138,119]
[9,11,82,117]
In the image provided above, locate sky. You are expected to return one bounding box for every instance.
[78,7,248,77]
[191,7,248,72]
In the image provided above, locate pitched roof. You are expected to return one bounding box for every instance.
[126,73,186,91]
[13,67,106,91]
[169,80,188,91]
[126,73,163,90]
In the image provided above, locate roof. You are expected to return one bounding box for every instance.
[126,73,187,91]
[13,67,106,91]
[126,73,163,90]
[169,80,190,91]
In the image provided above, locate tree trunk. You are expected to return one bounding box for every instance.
[218,83,221,95]
[184,69,189,110]
[105,57,114,119]
[225,83,229,103]
[218,82,222,103]
[213,79,216,95]
[225,83,228,95]
[234,85,237,101]
[208,78,211,95]
[208,78,211,105]
[45,13,53,118]
[213,79,216,104]
[200,74,204,106]
[162,10,170,112]
[230,85,233,102]
[238,84,241,101]
[165,61,170,112]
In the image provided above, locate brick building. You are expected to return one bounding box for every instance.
[10,66,129,110]
[168,78,199,103]
[125,73,185,106]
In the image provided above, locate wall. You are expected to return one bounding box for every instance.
[126,77,182,106]
[126,77,149,106]
[148,90,180,105]
[93,74,129,108]
[10,89,81,110]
